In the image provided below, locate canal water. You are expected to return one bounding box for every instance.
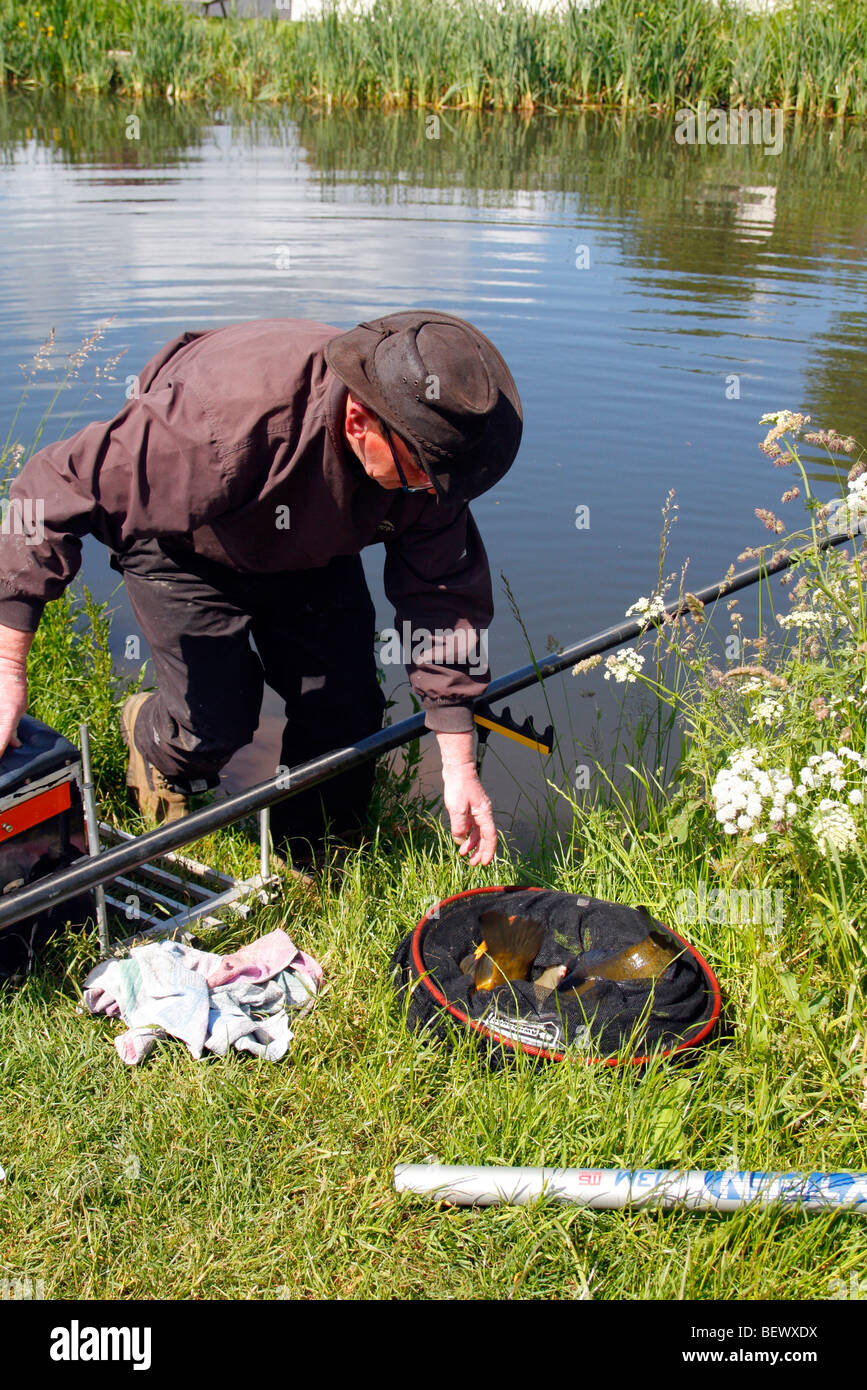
[1,93,865,851]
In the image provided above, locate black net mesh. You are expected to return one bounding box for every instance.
[390,887,720,1067]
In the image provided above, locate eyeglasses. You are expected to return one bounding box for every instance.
[380,422,433,494]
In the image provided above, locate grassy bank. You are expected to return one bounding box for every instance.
[0,335,866,1298]
[2,0,867,114]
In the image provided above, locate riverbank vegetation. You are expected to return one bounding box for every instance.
[1,0,867,115]
[0,331,865,1298]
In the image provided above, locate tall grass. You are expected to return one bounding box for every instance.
[559,415,867,1133]
[1,0,867,115]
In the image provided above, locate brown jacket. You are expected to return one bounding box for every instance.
[0,319,495,732]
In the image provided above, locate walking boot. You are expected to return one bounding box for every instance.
[120,693,190,826]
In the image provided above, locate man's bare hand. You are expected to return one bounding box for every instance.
[441,760,497,867]
[0,658,27,758]
[0,626,34,760]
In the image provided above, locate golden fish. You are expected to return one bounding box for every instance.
[459,910,546,993]
[559,910,681,999]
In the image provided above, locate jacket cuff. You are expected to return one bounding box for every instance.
[0,595,45,633]
[423,703,476,734]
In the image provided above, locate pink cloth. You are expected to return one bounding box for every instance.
[205,928,323,991]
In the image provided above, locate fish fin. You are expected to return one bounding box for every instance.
[477,912,545,966]
[479,909,511,931]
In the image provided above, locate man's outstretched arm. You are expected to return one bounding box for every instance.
[436,729,497,867]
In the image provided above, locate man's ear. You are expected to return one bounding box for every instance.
[345,393,379,442]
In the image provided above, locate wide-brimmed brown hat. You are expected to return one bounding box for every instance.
[324,310,522,503]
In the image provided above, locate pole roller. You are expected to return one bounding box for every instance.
[394,1164,867,1213]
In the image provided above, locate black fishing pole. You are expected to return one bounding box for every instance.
[0,527,857,930]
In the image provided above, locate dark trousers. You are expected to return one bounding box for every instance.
[109,539,386,855]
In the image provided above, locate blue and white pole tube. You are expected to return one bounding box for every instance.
[394,1165,867,1214]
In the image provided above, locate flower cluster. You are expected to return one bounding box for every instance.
[794,747,867,797]
[809,801,859,857]
[747,696,784,725]
[810,694,857,730]
[779,544,867,645]
[824,473,867,530]
[803,428,857,455]
[712,748,797,842]
[712,744,865,853]
[625,594,667,623]
[738,676,770,695]
[603,650,645,684]
[758,410,811,462]
[777,607,827,629]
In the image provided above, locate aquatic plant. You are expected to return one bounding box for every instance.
[1,0,867,115]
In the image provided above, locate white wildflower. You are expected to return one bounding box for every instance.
[710,746,795,842]
[739,676,768,695]
[748,697,784,725]
[839,747,867,769]
[777,609,824,629]
[603,650,645,685]
[625,594,667,624]
[809,800,858,857]
[759,410,797,427]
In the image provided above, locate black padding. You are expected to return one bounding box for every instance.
[0,715,79,795]
[390,887,719,1066]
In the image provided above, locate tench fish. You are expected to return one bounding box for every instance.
[559,909,681,998]
[459,910,546,992]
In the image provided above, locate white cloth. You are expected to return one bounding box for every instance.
[82,929,321,1066]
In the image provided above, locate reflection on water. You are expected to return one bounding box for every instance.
[1,93,865,847]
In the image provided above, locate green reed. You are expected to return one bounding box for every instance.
[2,0,867,115]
